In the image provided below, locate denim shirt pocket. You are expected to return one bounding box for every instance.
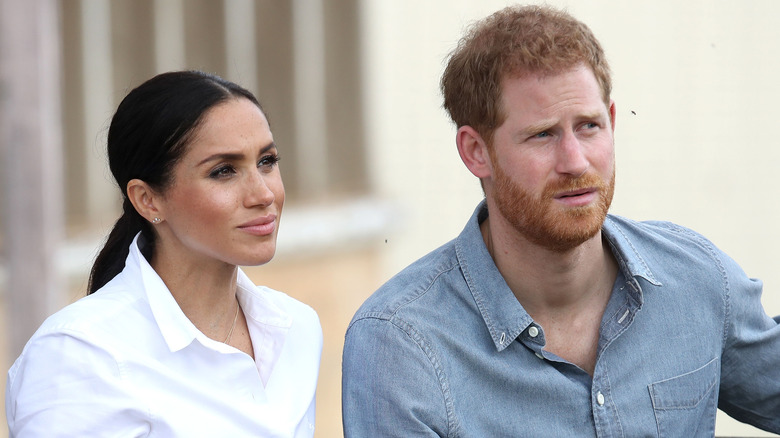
[649,357,719,438]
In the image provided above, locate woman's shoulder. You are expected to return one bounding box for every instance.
[32,275,151,346]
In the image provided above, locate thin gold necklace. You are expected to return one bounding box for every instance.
[223,302,240,344]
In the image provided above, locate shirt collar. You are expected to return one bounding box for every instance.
[601,215,662,287]
[235,270,292,385]
[127,234,207,352]
[455,201,534,352]
[455,201,661,352]
[127,234,293,354]
[235,269,292,330]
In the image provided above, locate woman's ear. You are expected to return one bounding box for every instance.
[126,179,163,224]
[456,125,492,179]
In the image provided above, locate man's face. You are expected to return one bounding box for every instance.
[485,64,616,252]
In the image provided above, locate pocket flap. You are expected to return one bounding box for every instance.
[649,357,719,410]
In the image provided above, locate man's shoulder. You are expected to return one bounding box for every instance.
[606,214,715,247]
[604,214,726,269]
[351,238,462,322]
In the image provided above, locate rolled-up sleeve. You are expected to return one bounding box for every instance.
[717,251,780,433]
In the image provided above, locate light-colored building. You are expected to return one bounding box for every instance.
[1,1,778,436]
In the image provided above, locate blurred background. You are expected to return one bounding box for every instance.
[1,0,779,436]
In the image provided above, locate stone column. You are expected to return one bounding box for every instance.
[0,0,65,361]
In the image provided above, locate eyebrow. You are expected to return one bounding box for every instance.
[196,142,276,166]
[520,120,556,136]
[520,111,606,136]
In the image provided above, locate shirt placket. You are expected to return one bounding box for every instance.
[591,275,641,438]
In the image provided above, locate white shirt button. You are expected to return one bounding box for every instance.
[596,392,605,406]
[528,326,539,338]
[535,352,544,360]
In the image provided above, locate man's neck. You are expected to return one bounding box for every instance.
[482,215,618,317]
[481,214,618,375]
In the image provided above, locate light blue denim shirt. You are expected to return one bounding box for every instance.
[342,201,780,437]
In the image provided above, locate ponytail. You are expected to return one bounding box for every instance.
[87,199,155,294]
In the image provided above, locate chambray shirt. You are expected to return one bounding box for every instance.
[342,201,780,437]
[7,234,322,437]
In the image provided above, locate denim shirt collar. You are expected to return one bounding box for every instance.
[455,200,661,352]
[602,215,662,288]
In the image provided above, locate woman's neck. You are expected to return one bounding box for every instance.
[150,242,240,342]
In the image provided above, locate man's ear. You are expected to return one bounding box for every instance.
[609,100,616,133]
[126,179,163,224]
[456,126,492,179]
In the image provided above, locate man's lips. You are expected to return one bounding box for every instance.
[238,214,277,236]
[555,188,596,199]
[554,188,598,206]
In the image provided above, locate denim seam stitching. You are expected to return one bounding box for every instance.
[656,222,730,349]
[393,261,461,317]
[649,357,719,410]
[601,363,625,436]
[605,216,657,284]
[344,262,460,332]
[456,238,502,349]
[389,316,459,437]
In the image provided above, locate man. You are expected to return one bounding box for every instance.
[342,4,780,437]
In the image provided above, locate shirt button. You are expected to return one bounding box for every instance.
[528,326,539,338]
[596,392,605,406]
[535,352,544,360]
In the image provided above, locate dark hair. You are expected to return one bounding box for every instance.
[441,5,611,145]
[88,70,263,294]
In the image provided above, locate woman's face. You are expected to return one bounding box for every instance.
[154,97,284,268]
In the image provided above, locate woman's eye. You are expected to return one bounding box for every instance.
[258,154,281,169]
[209,165,236,178]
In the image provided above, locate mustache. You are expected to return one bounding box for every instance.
[542,172,608,197]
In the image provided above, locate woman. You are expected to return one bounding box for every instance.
[5,71,322,437]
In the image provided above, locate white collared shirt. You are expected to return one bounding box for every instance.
[6,235,322,437]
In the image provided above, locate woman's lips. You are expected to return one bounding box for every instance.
[238,215,277,236]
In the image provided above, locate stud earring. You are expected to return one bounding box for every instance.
[152,217,161,224]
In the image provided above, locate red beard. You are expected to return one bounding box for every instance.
[492,162,615,253]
